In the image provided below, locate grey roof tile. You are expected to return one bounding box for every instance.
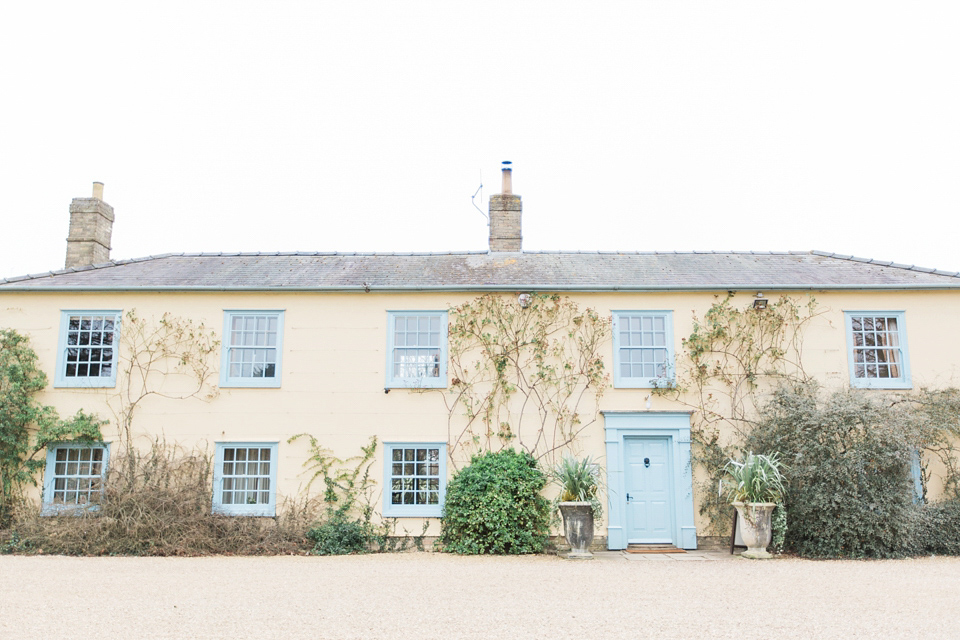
[2,251,959,291]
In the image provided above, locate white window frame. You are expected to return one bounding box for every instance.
[383,442,447,518]
[54,310,121,388]
[219,310,284,388]
[844,311,911,389]
[42,443,110,514]
[612,311,675,388]
[385,311,448,389]
[212,442,279,517]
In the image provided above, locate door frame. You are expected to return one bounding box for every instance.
[603,411,697,550]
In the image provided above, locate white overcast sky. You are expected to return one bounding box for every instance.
[1,2,958,278]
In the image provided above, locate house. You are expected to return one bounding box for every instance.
[3,167,959,550]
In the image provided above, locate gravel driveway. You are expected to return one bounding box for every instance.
[2,551,959,639]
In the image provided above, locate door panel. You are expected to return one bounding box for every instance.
[625,437,673,544]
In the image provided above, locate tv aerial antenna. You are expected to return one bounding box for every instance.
[471,171,487,221]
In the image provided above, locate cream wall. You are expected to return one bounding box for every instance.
[3,288,959,535]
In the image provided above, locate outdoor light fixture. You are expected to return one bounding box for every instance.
[753,292,768,310]
[517,293,533,308]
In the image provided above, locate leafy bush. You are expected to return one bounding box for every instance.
[306,516,376,555]
[439,449,550,554]
[770,502,787,553]
[911,499,960,556]
[747,384,922,558]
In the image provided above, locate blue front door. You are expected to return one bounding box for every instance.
[625,437,673,544]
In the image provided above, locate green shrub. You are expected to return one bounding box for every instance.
[306,516,375,555]
[439,449,550,554]
[913,499,960,556]
[770,502,787,553]
[748,385,921,558]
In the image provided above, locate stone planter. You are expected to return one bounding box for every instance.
[559,501,595,559]
[733,501,777,559]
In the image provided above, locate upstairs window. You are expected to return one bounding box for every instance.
[386,311,447,388]
[612,311,674,388]
[55,311,120,388]
[42,444,109,513]
[845,311,911,389]
[220,311,284,388]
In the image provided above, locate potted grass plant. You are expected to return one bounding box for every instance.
[721,452,786,559]
[551,455,603,559]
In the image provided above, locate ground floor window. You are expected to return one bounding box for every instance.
[383,443,446,517]
[43,444,109,513]
[213,442,278,516]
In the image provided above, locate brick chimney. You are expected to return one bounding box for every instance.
[488,161,522,252]
[65,182,114,268]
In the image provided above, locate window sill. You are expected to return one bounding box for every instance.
[212,506,277,517]
[53,379,117,389]
[850,380,912,390]
[385,379,447,390]
[219,379,282,389]
[382,507,443,518]
[613,379,675,390]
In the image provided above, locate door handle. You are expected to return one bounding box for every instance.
[626,493,632,502]
[644,457,650,468]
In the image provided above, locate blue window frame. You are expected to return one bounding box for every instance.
[844,311,911,389]
[383,443,446,517]
[42,443,110,514]
[220,311,284,388]
[212,442,279,516]
[54,310,121,388]
[385,311,447,389]
[612,311,675,388]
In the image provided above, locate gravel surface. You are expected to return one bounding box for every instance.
[2,552,959,639]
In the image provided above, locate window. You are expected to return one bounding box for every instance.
[383,443,446,517]
[612,311,674,388]
[212,443,278,516]
[42,444,109,513]
[220,311,284,388]
[54,311,120,387]
[845,311,911,389]
[386,311,447,388]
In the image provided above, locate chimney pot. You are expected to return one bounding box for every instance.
[92,181,104,200]
[501,161,512,195]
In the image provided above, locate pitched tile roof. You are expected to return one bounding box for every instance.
[2,250,959,291]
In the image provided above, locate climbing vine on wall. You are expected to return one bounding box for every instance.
[432,293,610,467]
[108,310,220,459]
[653,293,824,533]
[0,329,105,526]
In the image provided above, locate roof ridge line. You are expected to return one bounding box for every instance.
[812,250,960,278]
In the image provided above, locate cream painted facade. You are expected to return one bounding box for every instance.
[3,287,959,546]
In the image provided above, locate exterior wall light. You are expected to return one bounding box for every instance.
[753,293,768,310]
[517,293,533,308]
